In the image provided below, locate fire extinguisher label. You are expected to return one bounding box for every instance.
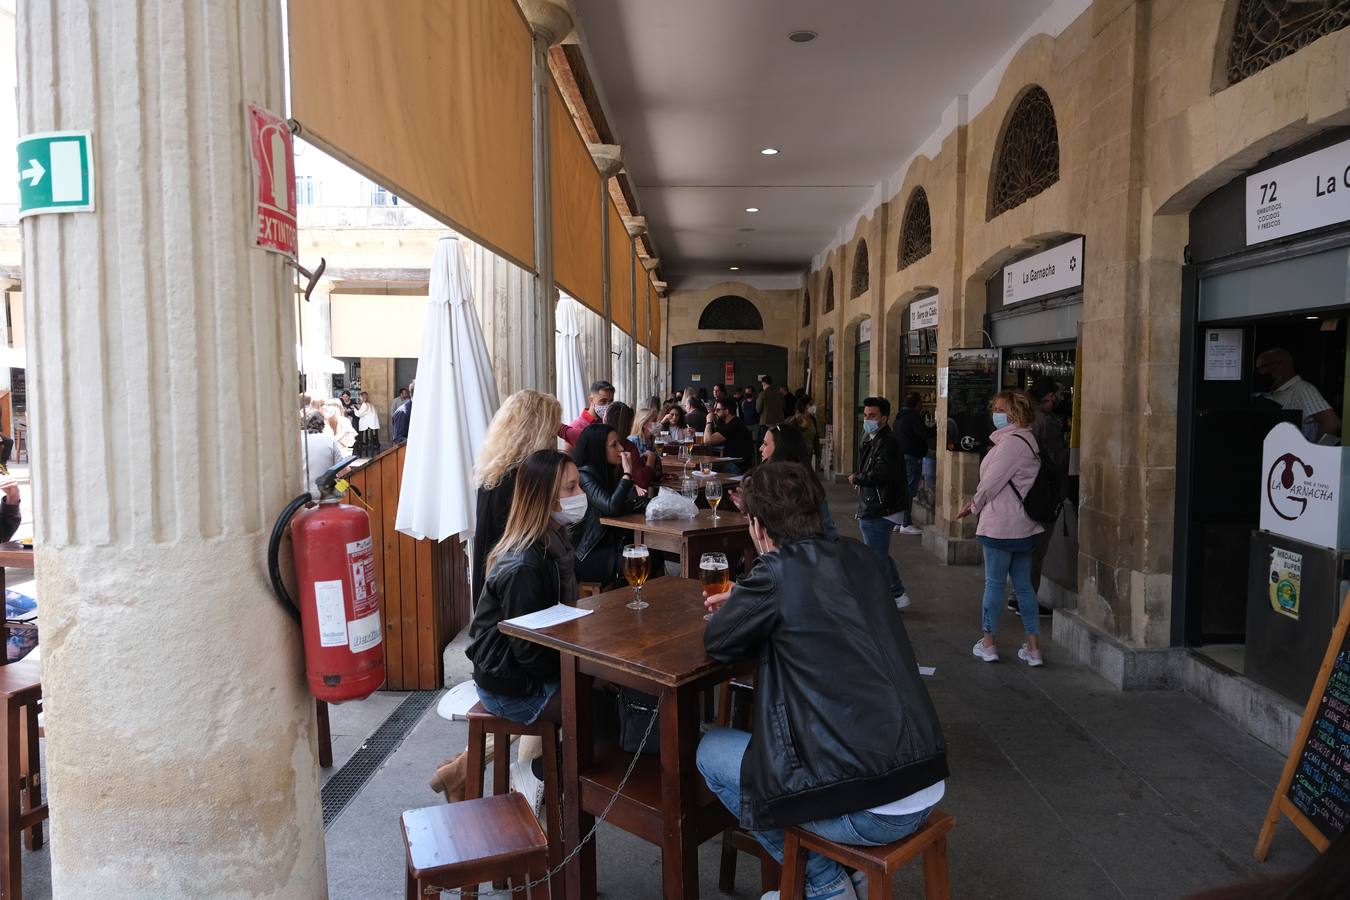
[348,610,382,654]
[313,580,348,647]
[346,536,379,619]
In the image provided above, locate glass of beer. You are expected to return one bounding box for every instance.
[622,544,651,610]
[705,479,723,521]
[700,552,730,621]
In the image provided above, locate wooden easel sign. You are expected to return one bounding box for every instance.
[1255,588,1350,859]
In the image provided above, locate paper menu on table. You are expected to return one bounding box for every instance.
[503,604,594,630]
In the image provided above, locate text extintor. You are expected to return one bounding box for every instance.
[247,103,298,259]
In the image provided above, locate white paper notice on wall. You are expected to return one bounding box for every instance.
[1246,137,1350,245]
[938,368,949,398]
[1203,328,1243,381]
[313,580,348,647]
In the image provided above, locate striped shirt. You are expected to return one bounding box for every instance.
[1264,375,1332,442]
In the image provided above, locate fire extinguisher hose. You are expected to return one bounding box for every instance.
[267,492,313,625]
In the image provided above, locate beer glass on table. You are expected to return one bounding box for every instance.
[622,544,651,610]
[700,552,730,621]
[705,479,723,521]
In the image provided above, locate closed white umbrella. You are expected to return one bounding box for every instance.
[395,236,500,541]
[556,295,587,424]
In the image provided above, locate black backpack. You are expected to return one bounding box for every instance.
[1008,434,1065,525]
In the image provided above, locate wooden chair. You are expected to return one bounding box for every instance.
[465,701,564,899]
[779,809,956,900]
[400,793,551,899]
[0,658,44,900]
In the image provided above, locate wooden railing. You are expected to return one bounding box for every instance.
[346,443,470,690]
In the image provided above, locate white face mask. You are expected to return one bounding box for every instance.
[552,492,588,526]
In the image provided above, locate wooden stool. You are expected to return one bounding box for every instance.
[0,658,45,900]
[715,677,779,895]
[401,793,550,899]
[465,701,564,899]
[780,809,955,900]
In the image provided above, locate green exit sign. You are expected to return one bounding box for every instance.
[17,131,94,218]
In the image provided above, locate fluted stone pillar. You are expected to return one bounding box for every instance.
[18,1,327,895]
[466,237,535,397]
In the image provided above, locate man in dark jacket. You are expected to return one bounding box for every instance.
[850,396,910,608]
[893,393,929,534]
[698,462,947,900]
[390,381,414,444]
[1019,379,1071,613]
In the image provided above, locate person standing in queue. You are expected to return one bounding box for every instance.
[756,375,782,440]
[391,381,415,444]
[1014,378,1069,614]
[740,384,760,429]
[698,462,946,900]
[703,396,754,475]
[892,393,928,536]
[790,394,821,470]
[355,390,381,456]
[571,423,648,586]
[850,396,911,609]
[958,390,1045,667]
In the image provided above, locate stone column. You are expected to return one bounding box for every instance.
[18,1,326,895]
[591,151,624,383]
[305,279,335,401]
[522,0,573,393]
[625,217,645,403]
[466,237,534,398]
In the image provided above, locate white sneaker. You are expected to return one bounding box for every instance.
[762,871,859,900]
[896,524,923,535]
[972,639,999,662]
[1018,643,1045,667]
[510,759,546,820]
[894,593,911,610]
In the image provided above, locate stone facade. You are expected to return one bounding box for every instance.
[667,281,804,399]
[795,0,1350,654]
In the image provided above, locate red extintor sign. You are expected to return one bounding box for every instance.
[724,361,734,385]
[247,103,297,258]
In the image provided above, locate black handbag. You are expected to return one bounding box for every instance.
[617,687,661,755]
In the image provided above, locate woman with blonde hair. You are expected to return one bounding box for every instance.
[957,389,1045,667]
[631,397,663,455]
[471,390,565,610]
[322,400,357,456]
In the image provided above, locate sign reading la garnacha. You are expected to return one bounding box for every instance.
[1246,137,1350,246]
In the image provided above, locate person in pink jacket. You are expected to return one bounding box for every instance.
[957,390,1045,667]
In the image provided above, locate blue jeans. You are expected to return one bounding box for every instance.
[476,680,560,725]
[697,728,934,898]
[858,515,904,595]
[979,536,1040,636]
[902,455,923,525]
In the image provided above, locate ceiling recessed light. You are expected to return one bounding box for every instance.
[760,147,779,156]
[788,30,817,43]
[729,266,740,271]
[745,207,759,213]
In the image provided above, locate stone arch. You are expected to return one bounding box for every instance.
[988,84,1060,220]
[851,239,871,298]
[824,267,836,313]
[899,187,932,270]
[697,294,763,330]
[1219,0,1350,89]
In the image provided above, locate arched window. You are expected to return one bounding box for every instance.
[824,269,836,313]
[988,85,1060,219]
[899,187,932,269]
[1225,0,1350,86]
[802,289,811,327]
[698,295,763,330]
[851,240,870,298]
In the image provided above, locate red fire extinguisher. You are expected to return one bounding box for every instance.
[269,458,385,704]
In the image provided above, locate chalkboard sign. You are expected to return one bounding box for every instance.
[1256,592,1350,858]
[945,348,1001,453]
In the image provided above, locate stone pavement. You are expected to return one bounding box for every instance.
[316,481,1321,900]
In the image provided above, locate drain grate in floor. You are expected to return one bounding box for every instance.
[321,689,441,829]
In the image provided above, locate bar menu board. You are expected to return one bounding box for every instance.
[946,348,1001,453]
[1287,642,1350,839]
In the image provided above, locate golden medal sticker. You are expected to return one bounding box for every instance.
[1268,547,1302,621]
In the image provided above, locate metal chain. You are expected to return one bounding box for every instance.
[424,709,660,897]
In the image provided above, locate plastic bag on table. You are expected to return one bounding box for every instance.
[645,489,698,521]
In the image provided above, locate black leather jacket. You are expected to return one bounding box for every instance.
[705,536,947,830]
[570,464,646,561]
[854,424,906,517]
[466,541,565,697]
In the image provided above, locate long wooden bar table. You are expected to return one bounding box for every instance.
[500,579,745,900]
[600,510,755,578]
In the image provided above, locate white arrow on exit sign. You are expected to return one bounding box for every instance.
[16,130,94,218]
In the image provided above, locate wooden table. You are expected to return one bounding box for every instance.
[0,545,35,662]
[0,657,43,900]
[600,510,755,578]
[499,579,745,900]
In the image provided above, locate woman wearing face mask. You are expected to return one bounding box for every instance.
[790,394,821,470]
[571,423,649,585]
[957,390,1045,667]
[730,423,838,541]
[430,450,586,808]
